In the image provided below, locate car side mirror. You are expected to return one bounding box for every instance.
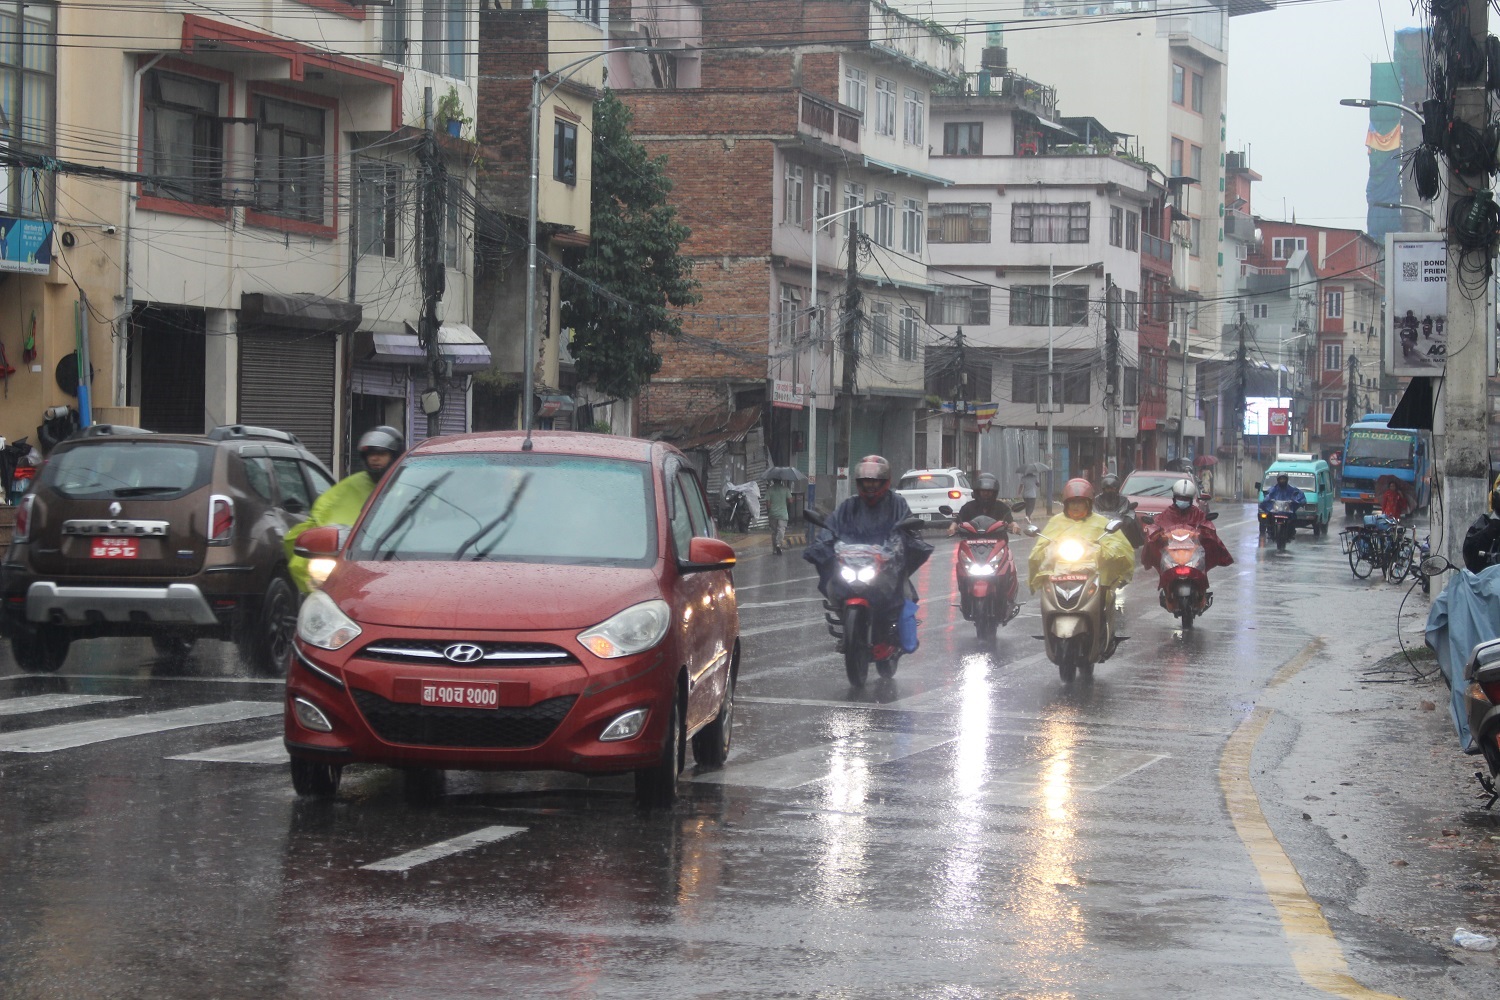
[1206,511,1219,522]
[294,525,343,558]
[681,536,736,574]
[938,504,954,516]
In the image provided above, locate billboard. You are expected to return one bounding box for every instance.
[1244,396,1292,436]
[1385,232,1447,375]
[0,215,53,275]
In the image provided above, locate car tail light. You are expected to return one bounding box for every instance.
[948,490,963,499]
[208,494,234,545]
[12,494,34,542]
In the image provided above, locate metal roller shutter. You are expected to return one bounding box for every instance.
[351,361,407,398]
[239,329,337,464]
[408,378,469,444]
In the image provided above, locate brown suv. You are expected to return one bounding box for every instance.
[1,423,335,674]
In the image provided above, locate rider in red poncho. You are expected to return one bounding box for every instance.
[1141,477,1233,571]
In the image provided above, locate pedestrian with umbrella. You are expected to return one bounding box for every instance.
[1018,462,1045,518]
[764,467,804,555]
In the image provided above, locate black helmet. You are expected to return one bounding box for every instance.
[974,472,1000,497]
[1099,473,1121,494]
[358,425,405,458]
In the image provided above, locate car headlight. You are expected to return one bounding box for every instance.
[1058,539,1086,562]
[296,590,363,651]
[578,599,671,659]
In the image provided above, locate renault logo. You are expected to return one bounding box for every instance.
[108,502,122,517]
[443,643,485,663]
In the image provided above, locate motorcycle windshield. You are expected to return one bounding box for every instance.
[1164,529,1206,569]
[1272,501,1292,512]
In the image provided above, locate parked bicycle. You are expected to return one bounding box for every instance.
[1340,514,1415,582]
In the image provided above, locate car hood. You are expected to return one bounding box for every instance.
[1129,495,1173,515]
[329,561,665,631]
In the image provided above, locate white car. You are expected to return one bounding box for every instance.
[895,468,972,522]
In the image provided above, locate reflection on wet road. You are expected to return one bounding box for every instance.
[0,508,1479,998]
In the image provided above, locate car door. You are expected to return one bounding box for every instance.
[669,465,732,732]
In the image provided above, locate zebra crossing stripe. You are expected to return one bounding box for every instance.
[360,826,527,872]
[168,737,287,764]
[0,701,280,753]
[0,694,135,717]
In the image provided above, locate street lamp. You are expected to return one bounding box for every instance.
[1338,97,1425,124]
[805,202,866,509]
[525,45,657,440]
[1373,201,1436,230]
[1045,257,1102,504]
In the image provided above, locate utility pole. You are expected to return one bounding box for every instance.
[833,222,861,502]
[1104,273,1119,476]
[1176,301,1188,463]
[953,327,968,476]
[1344,353,1360,427]
[418,87,447,438]
[1235,311,1248,499]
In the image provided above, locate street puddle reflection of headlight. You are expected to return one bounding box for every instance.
[810,714,873,907]
[937,653,993,916]
[1014,719,1086,965]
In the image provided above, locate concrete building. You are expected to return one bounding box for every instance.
[0,1,485,473]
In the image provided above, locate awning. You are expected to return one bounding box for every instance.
[240,292,362,334]
[862,155,954,188]
[356,322,492,373]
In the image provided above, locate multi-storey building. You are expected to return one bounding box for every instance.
[927,67,1152,481]
[609,0,961,498]
[1,2,484,471]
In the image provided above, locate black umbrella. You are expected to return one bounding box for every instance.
[765,466,807,483]
[1018,461,1052,475]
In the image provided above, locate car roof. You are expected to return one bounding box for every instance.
[407,430,660,463]
[1124,470,1185,480]
[1266,459,1328,472]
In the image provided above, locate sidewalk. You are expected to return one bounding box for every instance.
[719,526,807,554]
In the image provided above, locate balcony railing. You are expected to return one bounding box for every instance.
[800,93,861,148]
[1142,231,1173,263]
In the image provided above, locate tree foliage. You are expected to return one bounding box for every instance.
[561,91,698,400]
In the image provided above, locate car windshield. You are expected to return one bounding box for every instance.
[1121,474,1180,497]
[348,453,656,567]
[42,442,214,499]
[1271,472,1316,491]
[1346,430,1414,469]
[900,473,953,490]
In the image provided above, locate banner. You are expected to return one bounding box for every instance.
[1385,232,1447,376]
[1365,125,1402,152]
[0,216,54,275]
[1268,408,1290,436]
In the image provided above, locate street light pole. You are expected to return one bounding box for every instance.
[807,202,866,510]
[1045,257,1101,505]
[1338,97,1426,124]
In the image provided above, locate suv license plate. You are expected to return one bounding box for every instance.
[90,537,139,559]
[418,680,499,709]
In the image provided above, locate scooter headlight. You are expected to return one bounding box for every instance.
[1058,539,1086,562]
[967,563,996,576]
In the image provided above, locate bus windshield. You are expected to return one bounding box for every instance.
[1345,429,1415,470]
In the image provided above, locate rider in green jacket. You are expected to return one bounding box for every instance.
[285,426,404,592]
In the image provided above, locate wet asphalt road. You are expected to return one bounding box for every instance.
[1,507,1497,998]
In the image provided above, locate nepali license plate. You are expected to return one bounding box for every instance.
[90,537,139,559]
[415,680,500,709]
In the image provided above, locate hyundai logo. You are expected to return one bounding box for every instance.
[443,643,485,663]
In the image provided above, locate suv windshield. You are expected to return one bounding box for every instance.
[42,442,214,499]
[900,473,954,490]
[348,453,656,566]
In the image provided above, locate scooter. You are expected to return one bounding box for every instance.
[1140,511,1219,629]
[1025,519,1126,683]
[940,504,1020,642]
[805,509,924,687]
[1261,498,1298,552]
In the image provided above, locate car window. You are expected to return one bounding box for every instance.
[899,473,953,490]
[271,458,313,511]
[349,453,656,567]
[304,461,335,498]
[677,469,712,537]
[243,456,274,501]
[669,476,695,557]
[957,473,971,489]
[41,442,213,499]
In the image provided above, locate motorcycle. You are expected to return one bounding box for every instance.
[1024,519,1126,683]
[717,483,754,533]
[1140,511,1219,629]
[939,504,1020,642]
[805,509,924,687]
[1261,498,1298,552]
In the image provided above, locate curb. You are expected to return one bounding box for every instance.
[722,530,808,553]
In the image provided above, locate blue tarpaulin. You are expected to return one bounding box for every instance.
[1426,565,1500,750]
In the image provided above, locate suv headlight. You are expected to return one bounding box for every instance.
[297,590,362,651]
[578,600,671,659]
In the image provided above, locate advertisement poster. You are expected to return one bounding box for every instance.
[1268,408,1290,436]
[1385,232,1447,376]
[0,215,53,275]
[1243,396,1292,436]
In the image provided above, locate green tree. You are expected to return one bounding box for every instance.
[562,91,697,400]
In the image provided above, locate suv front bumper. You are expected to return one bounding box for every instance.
[25,581,220,626]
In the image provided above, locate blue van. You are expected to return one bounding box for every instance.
[1257,454,1335,537]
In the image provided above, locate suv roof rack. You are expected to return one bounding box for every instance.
[207,424,303,446]
[76,424,155,438]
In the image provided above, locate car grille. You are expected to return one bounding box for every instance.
[350,689,577,748]
[356,639,577,667]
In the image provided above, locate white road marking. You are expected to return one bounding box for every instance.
[0,694,135,717]
[738,695,952,715]
[0,701,280,753]
[694,730,955,789]
[734,574,820,592]
[169,737,287,764]
[360,825,527,872]
[737,595,829,609]
[985,747,1168,793]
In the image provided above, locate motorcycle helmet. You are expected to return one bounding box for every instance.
[1061,477,1094,521]
[1171,477,1197,511]
[1275,472,1289,487]
[974,472,1000,504]
[358,425,406,481]
[853,455,892,506]
[1098,473,1121,499]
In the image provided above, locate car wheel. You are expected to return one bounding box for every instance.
[403,767,447,804]
[290,757,342,799]
[10,626,70,674]
[635,694,683,807]
[150,634,196,663]
[691,670,735,769]
[240,574,298,677]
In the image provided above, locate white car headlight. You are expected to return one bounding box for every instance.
[578,599,671,659]
[297,590,363,651]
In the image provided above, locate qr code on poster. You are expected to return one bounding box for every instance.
[1402,261,1419,281]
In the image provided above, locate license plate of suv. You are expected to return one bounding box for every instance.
[90,537,139,559]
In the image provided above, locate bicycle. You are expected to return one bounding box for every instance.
[1340,515,1414,581]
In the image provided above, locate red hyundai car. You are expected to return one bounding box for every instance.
[283,432,739,806]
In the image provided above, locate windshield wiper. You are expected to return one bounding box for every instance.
[369,472,454,559]
[453,473,532,561]
[113,485,183,497]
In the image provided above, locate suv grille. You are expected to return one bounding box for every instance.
[350,689,576,748]
[356,639,577,667]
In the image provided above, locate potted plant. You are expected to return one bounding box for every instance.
[435,85,470,138]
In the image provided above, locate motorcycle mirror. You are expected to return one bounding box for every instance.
[1139,512,1156,524]
[899,516,926,531]
[1024,524,1041,537]
[938,504,954,516]
[1420,554,1453,577]
[804,509,828,529]
[1254,482,1262,492]
[1103,518,1124,533]
[1206,511,1219,522]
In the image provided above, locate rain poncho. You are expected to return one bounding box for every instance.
[284,471,377,592]
[1425,564,1500,751]
[1027,511,1136,592]
[1141,505,1232,571]
[804,491,933,601]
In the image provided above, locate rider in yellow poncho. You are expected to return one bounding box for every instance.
[1027,477,1137,593]
[284,426,404,592]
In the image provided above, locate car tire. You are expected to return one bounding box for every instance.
[240,574,298,678]
[151,634,196,663]
[10,626,70,674]
[635,694,683,807]
[290,757,342,799]
[691,669,735,770]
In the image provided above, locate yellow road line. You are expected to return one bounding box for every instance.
[1218,638,1406,1000]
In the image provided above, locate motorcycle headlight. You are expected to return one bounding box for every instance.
[1058,539,1086,562]
[578,599,672,659]
[296,590,362,651]
[856,565,878,583]
[840,566,859,582]
[967,563,996,576]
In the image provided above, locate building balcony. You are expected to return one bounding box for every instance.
[798,92,861,153]
[1142,232,1173,264]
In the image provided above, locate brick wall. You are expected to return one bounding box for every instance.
[476,10,549,216]
[700,0,867,47]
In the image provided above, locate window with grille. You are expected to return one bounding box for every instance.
[1325,290,1343,319]
[1011,203,1089,243]
[929,286,990,326]
[1324,343,1342,371]
[814,172,832,223]
[1322,398,1342,426]
[844,67,867,122]
[873,78,896,136]
[778,285,802,344]
[553,119,578,184]
[783,163,804,226]
[927,203,990,243]
[142,70,222,205]
[902,87,925,146]
[1125,210,1138,251]
[898,308,918,360]
[870,302,890,355]
[1010,285,1088,326]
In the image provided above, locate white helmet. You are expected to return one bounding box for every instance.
[1171,477,1197,510]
